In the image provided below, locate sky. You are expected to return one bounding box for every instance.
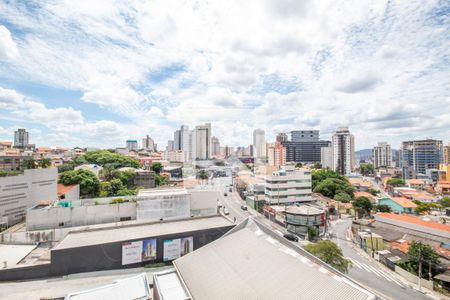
[0,0,449,150]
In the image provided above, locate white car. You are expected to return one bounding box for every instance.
[223,208,229,215]
[217,201,223,208]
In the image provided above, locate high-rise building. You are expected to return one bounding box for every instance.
[174,130,181,150]
[372,142,392,168]
[211,136,220,156]
[167,140,175,151]
[264,165,312,204]
[281,130,331,163]
[276,132,288,143]
[126,140,138,151]
[174,125,192,161]
[267,142,286,167]
[331,127,355,175]
[194,123,212,160]
[444,143,450,164]
[400,139,443,176]
[14,128,29,148]
[142,135,156,151]
[253,129,266,158]
[320,146,333,169]
[220,146,234,157]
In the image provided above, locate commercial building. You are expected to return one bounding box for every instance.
[264,165,312,204]
[253,128,266,159]
[153,217,376,300]
[276,132,288,142]
[400,139,443,177]
[194,123,212,160]
[282,130,331,164]
[372,142,392,168]
[126,140,138,151]
[167,140,174,151]
[141,135,155,151]
[161,150,185,162]
[267,142,286,167]
[211,136,220,156]
[14,128,29,148]
[332,127,355,175]
[285,205,325,236]
[0,168,57,226]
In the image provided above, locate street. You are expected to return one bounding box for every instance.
[331,218,432,300]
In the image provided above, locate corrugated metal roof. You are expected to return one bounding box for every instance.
[174,218,375,300]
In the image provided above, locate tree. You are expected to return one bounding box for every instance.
[151,162,163,174]
[295,162,303,168]
[376,204,392,213]
[22,158,38,169]
[215,161,225,166]
[197,169,209,180]
[407,241,439,279]
[313,178,354,199]
[59,169,100,197]
[359,163,374,176]
[438,197,450,208]
[38,158,52,168]
[155,174,168,186]
[307,226,317,241]
[368,188,380,196]
[313,162,322,169]
[73,150,141,168]
[353,196,373,218]
[58,162,75,173]
[312,169,347,190]
[334,192,352,203]
[387,178,406,187]
[304,240,352,273]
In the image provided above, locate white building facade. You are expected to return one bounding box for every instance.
[372,142,392,168]
[265,165,312,204]
[331,127,355,175]
[253,129,266,159]
[320,146,333,169]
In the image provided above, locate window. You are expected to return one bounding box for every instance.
[120,216,132,221]
[58,222,65,227]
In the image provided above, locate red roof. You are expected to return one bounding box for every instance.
[377,213,450,233]
[57,184,78,196]
[391,197,417,208]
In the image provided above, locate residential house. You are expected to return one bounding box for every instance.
[378,197,417,214]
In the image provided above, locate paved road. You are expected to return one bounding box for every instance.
[331,218,432,300]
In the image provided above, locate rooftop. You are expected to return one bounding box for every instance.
[53,215,233,250]
[285,205,323,215]
[391,197,417,208]
[137,187,188,197]
[57,183,78,197]
[376,213,450,234]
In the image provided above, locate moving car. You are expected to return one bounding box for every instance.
[283,233,299,242]
[217,201,223,208]
[223,208,229,215]
[241,205,248,211]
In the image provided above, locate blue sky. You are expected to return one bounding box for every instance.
[0,0,449,149]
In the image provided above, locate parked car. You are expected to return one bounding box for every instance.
[241,205,248,211]
[224,193,228,196]
[229,188,232,192]
[283,233,299,242]
[217,201,223,208]
[223,208,229,215]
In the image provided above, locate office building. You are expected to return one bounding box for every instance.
[267,142,286,167]
[321,145,333,169]
[372,142,392,168]
[253,129,266,158]
[194,123,212,160]
[14,128,29,148]
[276,132,288,142]
[167,140,174,151]
[126,140,138,151]
[332,127,355,175]
[444,143,450,164]
[174,125,192,162]
[291,130,319,142]
[0,168,57,226]
[142,135,156,151]
[211,136,220,156]
[400,139,443,176]
[264,165,312,204]
[281,130,331,163]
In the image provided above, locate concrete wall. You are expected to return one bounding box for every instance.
[395,265,433,290]
[0,264,51,281]
[0,168,57,225]
[189,190,218,217]
[64,185,80,201]
[26,202,137,231]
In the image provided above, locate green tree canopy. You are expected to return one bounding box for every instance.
[304,240,352,273]
[151,162,163,174]
[313,178,354,199]
[21,158,38,169]
[196,169,209,180]
[359,163,374,176]
[353,196,373,218]
[334,192,352,203]
[368,188,380,196]
[312,169,347,189]
[59,169,100,197]
[438,197,450,208]
[405,241,439,279]
[295,162,303,168]
[58,162,75,173]
[73,150,141,169]
[155,174,168,186]
[376,204,392,213]
[38,158,52,168]
[387,178,406,187]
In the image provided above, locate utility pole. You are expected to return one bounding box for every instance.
[418,247,422,291]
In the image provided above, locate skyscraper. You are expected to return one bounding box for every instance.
[291,130,319,142]
[331,127,355,175]
[401,139,443,176]
[253,129,266,159]
[276,132,288,143]
[281,130,331,163]
[142,135,156,151]
[444,143,450,164]
[267,142,286,167]
[194,123,212,160]
[14,128,29,148]
[173,125,192,161]
[167,140,175,151]
[211,136,220,156]
[372,142,392,168]
[126,139,138,151]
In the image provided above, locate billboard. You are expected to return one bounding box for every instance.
[142,239,157,261]
[163,236,194,261]
[122,241,143,265]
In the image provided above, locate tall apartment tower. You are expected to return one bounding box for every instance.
[194,123,212,160]
[444,143,450,164]
[142,135,156,151]
[253,129,266,159]
[14,128,29,148]
[331,127,355,175]
[173,125,192,161]
[291,130,319,142]
[267,142,286,167]
[372,142,392,168]
[126,140,138,151]
[211,136,220,156]
[282,130,331,163]
[320,146,333,169]
[401,139,443,176]
[276,132,288,143]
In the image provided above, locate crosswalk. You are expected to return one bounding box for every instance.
[347,257,406,287]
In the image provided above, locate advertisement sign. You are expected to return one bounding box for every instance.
[163,236,194,261]
[142,239,157,261]
[122,241,143,265]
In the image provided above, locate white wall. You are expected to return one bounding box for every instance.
[190,190,218,217]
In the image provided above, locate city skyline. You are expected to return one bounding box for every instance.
[0,1,449,149]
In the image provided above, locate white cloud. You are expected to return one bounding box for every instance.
[0,25,18,60]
